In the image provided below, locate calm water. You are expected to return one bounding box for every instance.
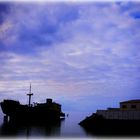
[0,108,93,138]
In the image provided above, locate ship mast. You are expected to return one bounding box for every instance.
[27,83,33,107]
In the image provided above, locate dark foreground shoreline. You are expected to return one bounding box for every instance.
[79,114,140,137]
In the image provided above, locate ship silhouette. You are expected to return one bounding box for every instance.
[0,84,65,123]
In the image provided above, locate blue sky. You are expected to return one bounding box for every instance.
[0,2,140,113]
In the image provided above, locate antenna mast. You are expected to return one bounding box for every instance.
[27,83,33,107]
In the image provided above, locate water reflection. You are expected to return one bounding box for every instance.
[0,117,65,137]
[0,109,88,137]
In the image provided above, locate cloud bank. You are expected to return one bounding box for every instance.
[0,2,140,111]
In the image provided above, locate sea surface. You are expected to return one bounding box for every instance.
[0,108,93,138]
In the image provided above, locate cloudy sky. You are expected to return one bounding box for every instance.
[0,1,140,112]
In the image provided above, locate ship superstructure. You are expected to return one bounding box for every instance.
[0,84,65,123]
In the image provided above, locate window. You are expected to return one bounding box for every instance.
[131,105,136,109]
[122,105,127,108]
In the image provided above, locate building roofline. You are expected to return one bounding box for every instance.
[120,99,140,104]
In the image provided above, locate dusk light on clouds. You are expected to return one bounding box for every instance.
[0,2,140,112]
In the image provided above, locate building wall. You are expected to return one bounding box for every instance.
[96,110,140,120]
[120,102,140,110]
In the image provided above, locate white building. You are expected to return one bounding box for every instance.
[96,100,140,120]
